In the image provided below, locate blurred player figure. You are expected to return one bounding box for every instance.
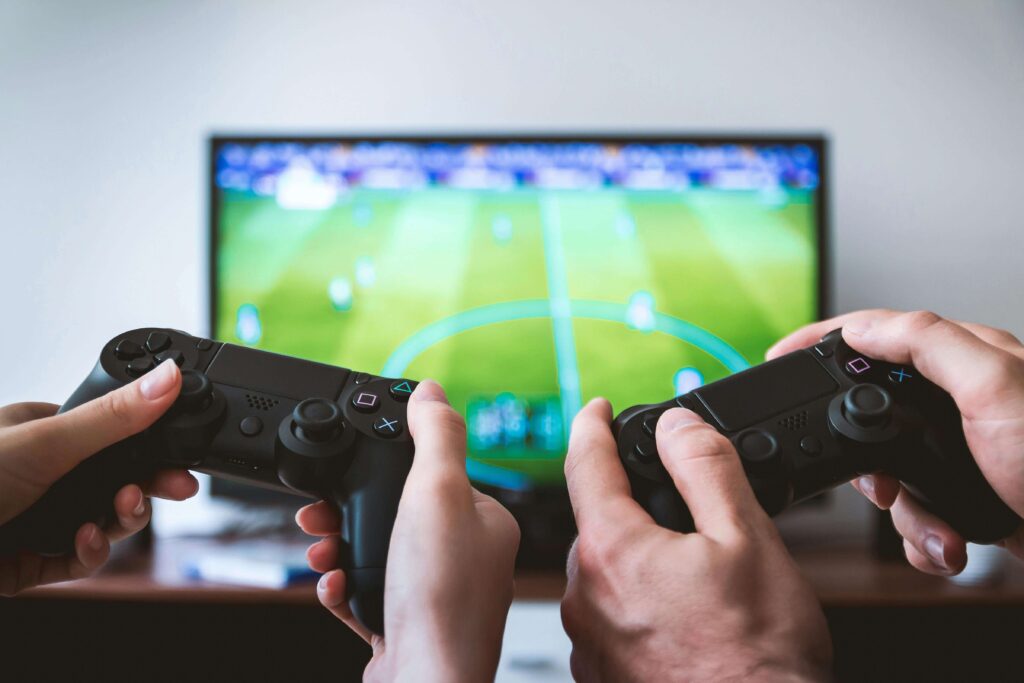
[355,256,376,288]
[352,201,373,228]
[328,277,353,311]
[615,211,636,239]
[491,214,513,243]
[673,367,705,396]
[235,303,262,345]
[626,291,656,333]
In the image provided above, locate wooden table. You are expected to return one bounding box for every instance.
[7,537,1024,681]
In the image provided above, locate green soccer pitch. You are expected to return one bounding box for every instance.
[215,186,819,488]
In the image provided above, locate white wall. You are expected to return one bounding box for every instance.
[2,0,1022,407]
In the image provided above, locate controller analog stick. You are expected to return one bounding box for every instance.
[842,384,893,429]
[177,370,213,413]
[293,398,343,443]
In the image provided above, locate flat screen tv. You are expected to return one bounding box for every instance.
[209,134,828,563]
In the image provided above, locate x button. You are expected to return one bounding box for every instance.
[888,367,913,384]
[373,416,403,438]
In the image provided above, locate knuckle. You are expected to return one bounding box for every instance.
[411,469,465,500]
[666,424,735,460]
[902,310,945,333]
[421,402,467,439]
[101,390,136,427]
[564,432,608,478]
[991,351,1024,385]
[560,598,580,638]
[990,327,1022,346]
[573,532,612,579]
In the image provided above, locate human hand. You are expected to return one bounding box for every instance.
[767,309,1024,575]
[561,399,832,682]
[295,380,521,683]
[0,360,199,594]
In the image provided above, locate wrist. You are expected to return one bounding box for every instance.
[368,646,501,683]
[366,618,505,683]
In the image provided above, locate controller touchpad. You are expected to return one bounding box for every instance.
[207,345,350,400]
[693,353,837,431]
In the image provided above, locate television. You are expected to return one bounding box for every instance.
[209,134,828,564]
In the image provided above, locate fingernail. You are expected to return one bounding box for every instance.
[87,527,103,551]
[132,491,146,517]
[857,475,876,503]
[140,360,178,400]
[924,535,948,570]
[764,342,781,360]
[657,408,702,432]
[317,571,344,607]
[410,379,447,404]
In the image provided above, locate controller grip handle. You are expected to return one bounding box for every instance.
[0,361,152,557]
[334,445,413,635]
[898,450,1021,544]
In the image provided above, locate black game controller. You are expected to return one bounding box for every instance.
[613,329,1021,543]
[0,328,418,634]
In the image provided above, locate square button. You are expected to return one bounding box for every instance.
[846,357,871,375]
[351,391,380,413]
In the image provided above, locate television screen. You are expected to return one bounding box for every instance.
[211,135,826,498]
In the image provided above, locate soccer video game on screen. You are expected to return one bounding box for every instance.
[212,137,822,492]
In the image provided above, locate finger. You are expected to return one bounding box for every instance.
[405,380,471,486]
[564,398,651,532]
[143,470,199,501]
[889,488,967,575]
[999,523,1024,561]
[765,309,898,359]
[951,321,1024,358]
[306,535,340,574]
[655,408,769,538]
[0,523,108,595]
[851,473,901,509]
[902,538,952,576]
[316,569,376,644]
[4,360,181,483]
[40,523,110,585]
[295,500,341,536]
[0,402,59,428]
[472,488,522,549]
[106,485,152,543]
[843,311,1023,418]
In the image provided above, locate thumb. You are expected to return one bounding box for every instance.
[406,379,470,484]
[655,408,770,540]
[6,360,182,484]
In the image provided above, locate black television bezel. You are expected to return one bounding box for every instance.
[207,133,831,558]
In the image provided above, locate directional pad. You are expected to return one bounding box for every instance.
[146,332,171,353]
[126,356,155,377]
[633,439,658,464]
[155,349,184,367]
[114,339,145,360]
